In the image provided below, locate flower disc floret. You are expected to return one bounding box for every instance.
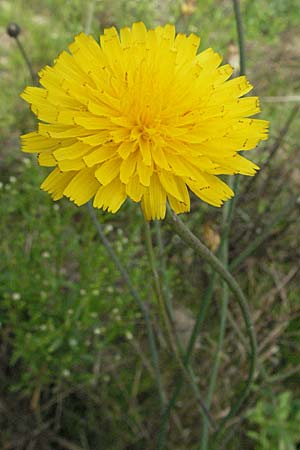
[21,22,268,220]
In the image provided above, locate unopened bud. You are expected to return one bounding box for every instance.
[6,23,21,38]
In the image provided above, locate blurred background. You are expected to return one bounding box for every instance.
[1,0,300,449]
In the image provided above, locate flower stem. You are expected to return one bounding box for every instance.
[156,273,216,450]
[87,203,165,407]
[84,0,96,34]
[144,219,215,450]
[165,211,257,443]
[154,221,174,313]
[232,0,246,76]
[200,177,234,449]
[15,36,36,84]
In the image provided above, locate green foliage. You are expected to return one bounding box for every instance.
[0,159,146,392]
[247,392,300,450]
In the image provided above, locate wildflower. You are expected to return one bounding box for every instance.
[21,22,268,220]
[9,176,17,184]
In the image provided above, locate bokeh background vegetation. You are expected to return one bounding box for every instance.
[1,0,300,449]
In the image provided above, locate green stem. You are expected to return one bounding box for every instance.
[232,0,246,76]
[225,0,246,222]
[143,220,174,351]
[15,36,36,84]
[154,221,174,314]
[156,274,216,450]
[84,0,96,34]
[200,249,229,448]
[144,220,213,426]
[165,211,257,444]
[201,176,233,448]
[87,204,165,407]
[200,285,228,450]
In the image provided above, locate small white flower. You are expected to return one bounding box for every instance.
[22,157,31,166]
[104,224,113,234]
[53,204,60,211]
[62,369,70,377]
[42,251,50,259]
[94,328,101,335]
[12,292,21,301]
[125,331,133,340]
[9,176,17,184]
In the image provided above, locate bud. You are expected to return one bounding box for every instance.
[181,0,197,16]
[6,23,21,38]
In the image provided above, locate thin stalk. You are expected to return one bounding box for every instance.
[14,36,36,84]
[156,273,216,450]
[84,0,96,34]
[232,0,246,76]
[144,220,213,427]
[143,220,175,353]
[87,203,165,407]
[224,0,246,216]
[200,285,228,450]
[200,181,233,449]
[207,3,251,444]
[165,211,257,444]
[154,221,174,314]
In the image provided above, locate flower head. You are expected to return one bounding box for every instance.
[21,22,268,220]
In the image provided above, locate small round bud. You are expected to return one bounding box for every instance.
[6,23,21,38]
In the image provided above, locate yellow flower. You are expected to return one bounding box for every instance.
[21,22,268,220]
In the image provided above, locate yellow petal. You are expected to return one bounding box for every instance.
[84,145,116,166]
[125,174,146,202]
[58,158,86,171]
[41,168,76,200]
[95,158,121,185]
[54,141,91,160]
[63,167,99,205]
[137,154,153,187]
[38,152,57,167]
[141,173,166,220]
[93,178,126,213]
[120,152,138,183]
[158,170,189,203]
[167,193,190,214]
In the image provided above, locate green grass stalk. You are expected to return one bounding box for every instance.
[87,203,166,407]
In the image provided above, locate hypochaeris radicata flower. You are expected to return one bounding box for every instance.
[21,22,268,220]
